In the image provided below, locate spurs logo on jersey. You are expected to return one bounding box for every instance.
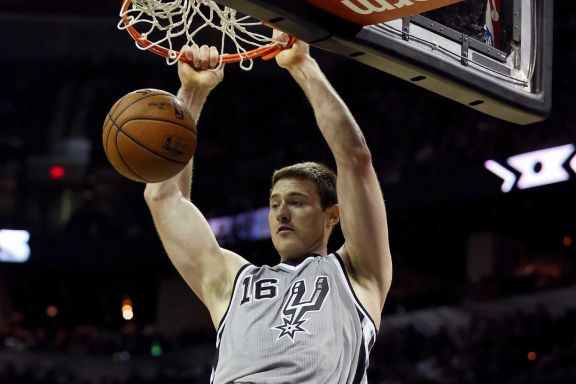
[272,276,330,341]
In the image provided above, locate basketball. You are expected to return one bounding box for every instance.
[102,89,196,183]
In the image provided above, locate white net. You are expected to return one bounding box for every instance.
[118,0,278,70]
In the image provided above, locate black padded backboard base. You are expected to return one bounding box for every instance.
[216,0,553,125]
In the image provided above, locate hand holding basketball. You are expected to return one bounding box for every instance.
[274,31,311,69]
[178,45,224,91]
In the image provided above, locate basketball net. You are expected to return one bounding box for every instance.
[119,0,292,70]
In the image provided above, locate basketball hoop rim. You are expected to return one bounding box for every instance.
[120,0,296,64]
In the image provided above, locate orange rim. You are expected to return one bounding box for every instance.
[121,0,296,63]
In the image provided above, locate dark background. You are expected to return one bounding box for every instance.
[0,1,575,383]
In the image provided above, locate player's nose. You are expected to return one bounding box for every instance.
[275,202,290,223]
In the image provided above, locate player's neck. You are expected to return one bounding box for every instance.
[280,247,328,264]
[280,253,321,266]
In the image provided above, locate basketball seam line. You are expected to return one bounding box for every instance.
[114,118,151,183]
[104,96,132,158]
[109,117,189,165]
[105,92,158,159]
[112,91,175,124]
[121,117,197,134]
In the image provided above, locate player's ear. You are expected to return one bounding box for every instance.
[326,204,339,226]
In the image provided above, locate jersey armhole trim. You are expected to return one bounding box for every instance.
[215,263,253,333]
[332,251,378,335]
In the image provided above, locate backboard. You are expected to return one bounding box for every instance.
[214,0,553,125]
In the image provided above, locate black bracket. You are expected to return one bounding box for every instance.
[461,35,470,66]
[411,15,507,63]
[513,0,522,43]
[402,17,411,41]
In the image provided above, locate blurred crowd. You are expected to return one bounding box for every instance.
[1,305,576,383]
[371,307,576,384]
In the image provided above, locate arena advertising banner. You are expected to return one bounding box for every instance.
[485,144,576,193]
[307,0,462,25]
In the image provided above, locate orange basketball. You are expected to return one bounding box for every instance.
[102,89,196,183]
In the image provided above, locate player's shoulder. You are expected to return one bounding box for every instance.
[220,248,252,288]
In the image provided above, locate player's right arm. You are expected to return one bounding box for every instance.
[144,46,248,329]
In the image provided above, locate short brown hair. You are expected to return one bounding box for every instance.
[271,162,337,210]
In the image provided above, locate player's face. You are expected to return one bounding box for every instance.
[269,178,338,261]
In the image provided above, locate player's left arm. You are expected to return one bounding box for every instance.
[277,36,392,317]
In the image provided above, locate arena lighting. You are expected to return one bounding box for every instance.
[122,309,134,320]
[46,305,59,318]
[0,229,30,263]
[151,341,162,357]
[122,297,134,320]
[49,165,66,180]
[485,144,576,193]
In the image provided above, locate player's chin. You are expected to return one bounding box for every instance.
[274,238,304,259]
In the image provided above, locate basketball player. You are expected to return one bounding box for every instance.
[144,33,392,383]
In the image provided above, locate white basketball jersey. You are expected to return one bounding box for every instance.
[211,252,377,384]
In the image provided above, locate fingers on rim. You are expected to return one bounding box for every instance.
[272,28,285,38]
[209,46,219,68]
[272,32,289,46]
[181,44,195,61]
[199,45,210,70]
[192,44,201,68]
[181,44,220,69]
